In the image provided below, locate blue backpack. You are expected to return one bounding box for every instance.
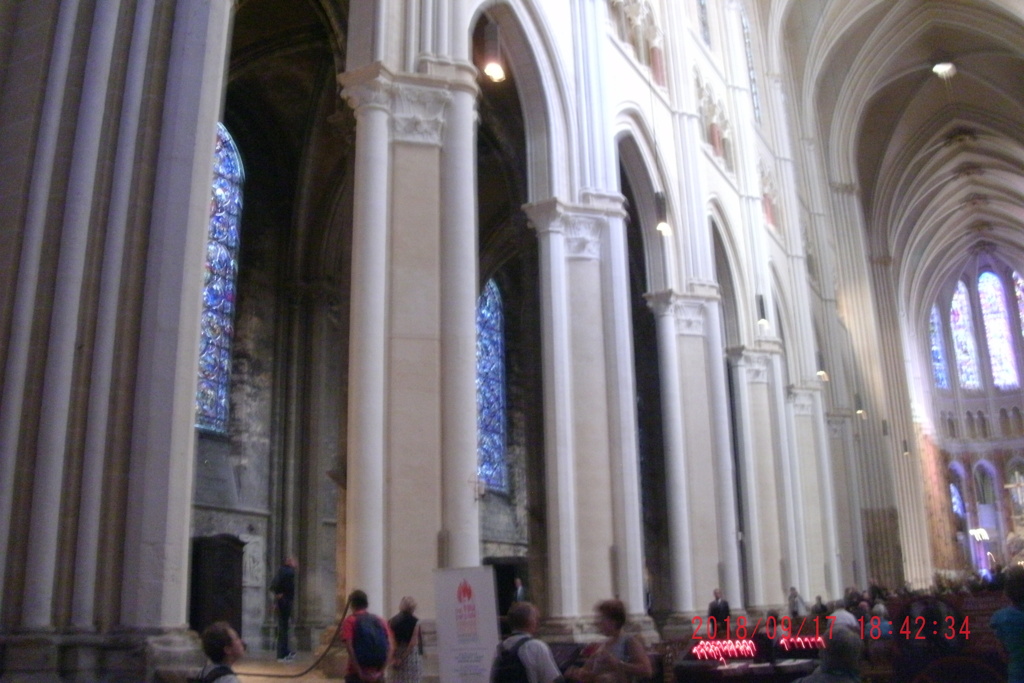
[352,613,389,669]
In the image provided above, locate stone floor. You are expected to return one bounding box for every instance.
[231,651,330,681]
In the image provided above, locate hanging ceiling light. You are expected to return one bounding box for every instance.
[482,23,506,83]
[932,61,956,80]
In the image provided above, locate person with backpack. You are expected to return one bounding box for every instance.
[341,589,394,683]
[491,601,564,683]
[192,621,245,683]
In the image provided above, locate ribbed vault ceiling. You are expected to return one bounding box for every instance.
[783,0,1024,322]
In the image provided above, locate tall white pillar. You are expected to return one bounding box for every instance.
[440,65,481,568]
[0,0,87,617]
[600,199,648,616]
[812,392,844,598]
[524,198,579,619]
[646,291,693,614]
[705,299,742,608]
[727,350,765,607]
[23,0,128,627]
[121,0,233,629]
[339,64,392,606]
[771,353,806,597]
[74,0,162,630]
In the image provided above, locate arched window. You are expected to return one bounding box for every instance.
[950,482,965,518]
[697,0,711,45]
[476,279,508,493]
[741,10,760,124]
[950,280,981,390]
[978,271,1018,389]
[975,466,996,505]
[1013,271,1024,334]
[929,304,950,389]
[196,123,243,433]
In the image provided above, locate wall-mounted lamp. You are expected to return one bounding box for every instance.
[854,392,866,419]
[757,294,769,328]
[655,191,672,235]
[902,439,911,456]
[482,23,506,82]
[816,351,829,382]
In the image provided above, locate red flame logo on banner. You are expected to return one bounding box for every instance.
[457,579,473,603]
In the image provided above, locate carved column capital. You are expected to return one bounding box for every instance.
[564,214,604,260]
[789,388,815,415]
[392,81,450,146]
[338,63,393,113]
[524,199,607,260]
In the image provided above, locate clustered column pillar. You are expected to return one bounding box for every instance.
[524,199,580,621]
[440,64,481,570]
[338,64,392,607]
[646,290,694,617]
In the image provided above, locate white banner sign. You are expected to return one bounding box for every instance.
[434,565,501,683]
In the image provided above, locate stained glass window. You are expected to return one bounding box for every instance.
[196,123,243,433]
[476,279,508,493]
[950,483,965,518]
[950,280,980,390]
[741,11,760,123]
[978,271,1018,389]
[698,0,711,45]
[929,305,950,390]
[1013,271,1024,336]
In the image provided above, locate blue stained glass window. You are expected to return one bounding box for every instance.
[950,280,981,390]
[196,123,243,433]
[929,305,949,390]
[476,279,508,493]
[950,483,965,517]
[978,271,1018,389]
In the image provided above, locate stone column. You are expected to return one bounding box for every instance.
[646,291,693,615]
[338,64,392,606]
[727,349,784,608]
[770,354,806,595]
[599,194,648,619]
[122,0,234,632]
[524,198,579,620]
[704,299,742,609]
[439,64,481,569]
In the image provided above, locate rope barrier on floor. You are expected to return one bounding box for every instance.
[237,602,350,679]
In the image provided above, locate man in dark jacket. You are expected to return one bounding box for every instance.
[270,557,298,661]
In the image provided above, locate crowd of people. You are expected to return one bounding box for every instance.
[190,565,1024,682]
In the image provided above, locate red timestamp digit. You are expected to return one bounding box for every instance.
[944,615,970,639]
[897,615,970,640]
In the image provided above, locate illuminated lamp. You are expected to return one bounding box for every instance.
[854,393,866,419]
[655,191,672,235]
[482,23,506,83]
[757,294,769,329]
[816,351,829,382]
[932,62,956,80]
